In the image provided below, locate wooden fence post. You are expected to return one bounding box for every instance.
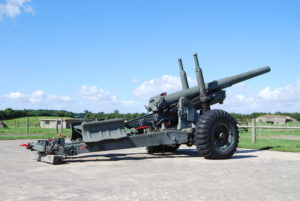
[56,120,59,134]
[61,118,63,131]
[252,119,256,143]
[26,117,29,133]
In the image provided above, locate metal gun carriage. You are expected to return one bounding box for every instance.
[21,53,270,164]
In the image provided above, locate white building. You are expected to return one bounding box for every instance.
[40,119,83,129]
[256,115,296,125]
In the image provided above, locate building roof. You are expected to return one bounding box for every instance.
[40,118,83,121]
[257,115,296,121]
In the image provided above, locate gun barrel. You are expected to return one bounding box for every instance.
[208,66,271,92]
[164,66,270,105]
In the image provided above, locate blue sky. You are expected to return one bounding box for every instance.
[0,0,299,113]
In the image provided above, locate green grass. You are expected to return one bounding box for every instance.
[0,116,72,140]
[247,129,300,136]
[0,133,70,140]
[238,131,300,152]
[0,127,71,135]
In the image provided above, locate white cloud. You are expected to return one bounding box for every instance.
[134,75,196,99]
[235,95,254,104]
[5,91,25,99]
[76,85,138,113]
[1,86,139,113]
[258,80,300,102]
[77,85,116,102]
[214,79,300,113]
[6,90,72,104]
[3,90,72,110]
[28,90,44,103]
[0,0,34,20]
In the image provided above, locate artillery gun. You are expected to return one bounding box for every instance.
[21,54,270,164]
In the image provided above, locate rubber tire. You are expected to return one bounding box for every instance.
[147,144,180,154]
[194,109,239,159]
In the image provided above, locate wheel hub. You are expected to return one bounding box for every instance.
[212,123,233,151]
[219,132,225,139]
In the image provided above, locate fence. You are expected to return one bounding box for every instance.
[238,119,300,143]
[4,117,65,134]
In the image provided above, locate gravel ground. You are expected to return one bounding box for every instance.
[0,140,299,201]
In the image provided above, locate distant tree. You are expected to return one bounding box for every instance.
[84,110,93,119]
[113,109,120,114]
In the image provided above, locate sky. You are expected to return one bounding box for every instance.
[0,0,299,114]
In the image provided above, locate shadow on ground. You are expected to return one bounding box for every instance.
[236,146,279,154]
[64,148,257,164]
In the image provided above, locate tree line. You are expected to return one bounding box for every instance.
[0,108,75,120]
[0,108,300,122]
[82,110,147,121]
[230,112,300,122]
[0,108,146,121]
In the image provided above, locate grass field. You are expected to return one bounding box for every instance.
[0,128,71,139]
[238,130,300,152]
[237,121,300,152]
